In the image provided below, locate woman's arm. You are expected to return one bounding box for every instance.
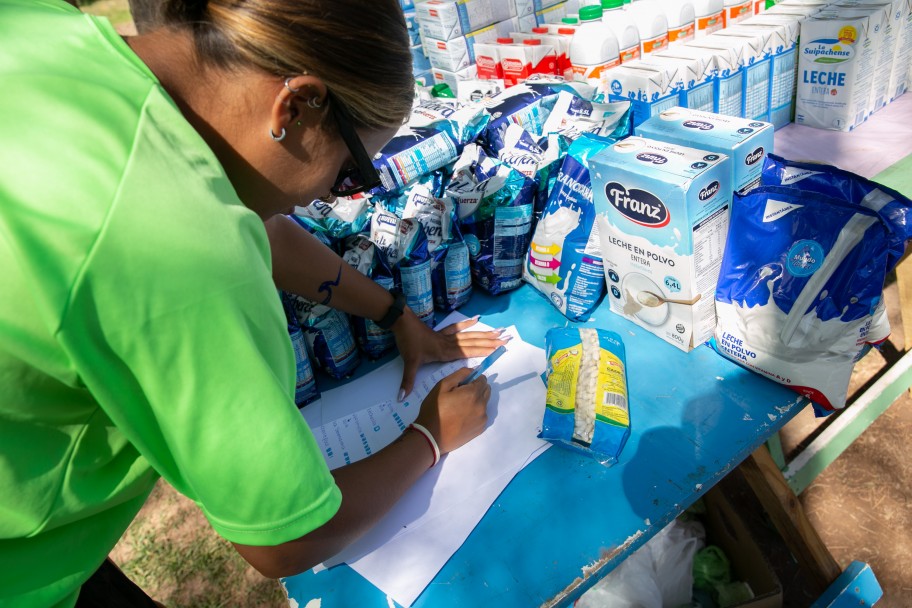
[232,367,490,578]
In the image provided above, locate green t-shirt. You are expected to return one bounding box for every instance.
[0,1,342,605]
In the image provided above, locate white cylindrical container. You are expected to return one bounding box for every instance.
[692,0,725,37]
[656,0,696,46]
[724,0,753,26]
[601,0,641,63]
[626,1,670,56]
[570,5,621,88]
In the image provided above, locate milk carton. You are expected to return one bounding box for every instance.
[635,107,774,193]
[474,40,507,79]
[637,54,716,110]
[604,64,682,125]
[512,29,574,78]
[891,0,912,99]
[694,30,771,120]
[795,13,881,130]
[831,1,899,112]
[432,64,479,90]
[500,39,559,85]
[589,137,733,352]
[744,13,805,127]
[674,43,746,117]
[647,47,716,112]
[425,36,472,71]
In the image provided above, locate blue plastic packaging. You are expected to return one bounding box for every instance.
[283,292,361,380]
[342,235,398,359]
[523,134,615,321]
[711,185,891,414]
[447,143,537,294]
[281,294,320,407]
[541,327,631,466]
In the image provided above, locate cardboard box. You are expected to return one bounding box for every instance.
[635,107,775,193]
[590,137,732,352]
[431,64,478,90]
[425,35,472,71]
[416,0,518,41]
[702,486,784,608]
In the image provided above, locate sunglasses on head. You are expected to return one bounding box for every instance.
[325,90,382,198]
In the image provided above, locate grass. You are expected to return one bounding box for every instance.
[111,481,288,607]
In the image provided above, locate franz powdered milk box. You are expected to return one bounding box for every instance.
[634,107,774,193]
[590,137,733,351]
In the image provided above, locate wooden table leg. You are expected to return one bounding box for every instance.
[738,446,842,598]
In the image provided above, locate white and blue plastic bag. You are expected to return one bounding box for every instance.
[342,235,398,360]
[524,135,615,321]
[711,185,892,414]
[541,328,631,466]
[283,292,361,380]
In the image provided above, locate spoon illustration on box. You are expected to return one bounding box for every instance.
[636,291,702,307]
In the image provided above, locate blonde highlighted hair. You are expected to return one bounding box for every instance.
[161,0,413,130]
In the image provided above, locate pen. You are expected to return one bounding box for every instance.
[458,345,507,386]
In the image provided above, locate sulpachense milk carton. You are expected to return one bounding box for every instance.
[589,137,733,352]
[891,0,912,100]
[668,43,745,117]
[743,13,806,126]
[635,107,774,193]
[830,1,900,113]
[795,12,881,130]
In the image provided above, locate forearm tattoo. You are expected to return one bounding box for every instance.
[318,264,343,305]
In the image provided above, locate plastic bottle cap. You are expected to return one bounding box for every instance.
[532,27,549,33]
[579,5,604,20]
[523,38,541,45]
[558,27,576,35]
[496,37,515,44]
[602,0,624,9]
[562,17,579,24]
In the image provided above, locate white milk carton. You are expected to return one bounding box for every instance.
[724,0,754,26]
[831,1,899,112]
[674,42,746,117]
[604,64,682,125]
[891,0,912,99]
[425,35,472,71]
[432,64,479,90]
[736,15,804,127]
[589,137,733,352]
[635,107,774,193]
[693,33,772,121]
[649,50,718,112]
[637,54,716,111]
[795,12,881,130]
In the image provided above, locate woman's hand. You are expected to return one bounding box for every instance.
[414,368,491,455]
[392,309,506,401]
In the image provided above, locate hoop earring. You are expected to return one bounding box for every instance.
[307,97,322,109]
[284,77,300,94]
[270,127,286,142]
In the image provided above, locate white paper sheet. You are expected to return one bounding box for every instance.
[304,313,550,606]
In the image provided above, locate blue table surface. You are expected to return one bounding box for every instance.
[284,284,807,608]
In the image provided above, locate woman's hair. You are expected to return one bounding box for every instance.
[161,0,413,130]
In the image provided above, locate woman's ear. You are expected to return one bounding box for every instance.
[269,75,328,141]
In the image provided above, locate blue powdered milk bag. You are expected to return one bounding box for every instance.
[524,134,616,321]
[711,185,891,414]
[446,143,538,294]
[370,207,436,327]
[283,292,361,380]
[541,327,631,466]
[342,235,398,359]
[590,137,733,352]
[760,154,912,272]
[401,185,473,312]
[372,102,488,196]
[280,293,320,407]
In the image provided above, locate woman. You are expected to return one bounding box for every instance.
[0,0,504,605]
